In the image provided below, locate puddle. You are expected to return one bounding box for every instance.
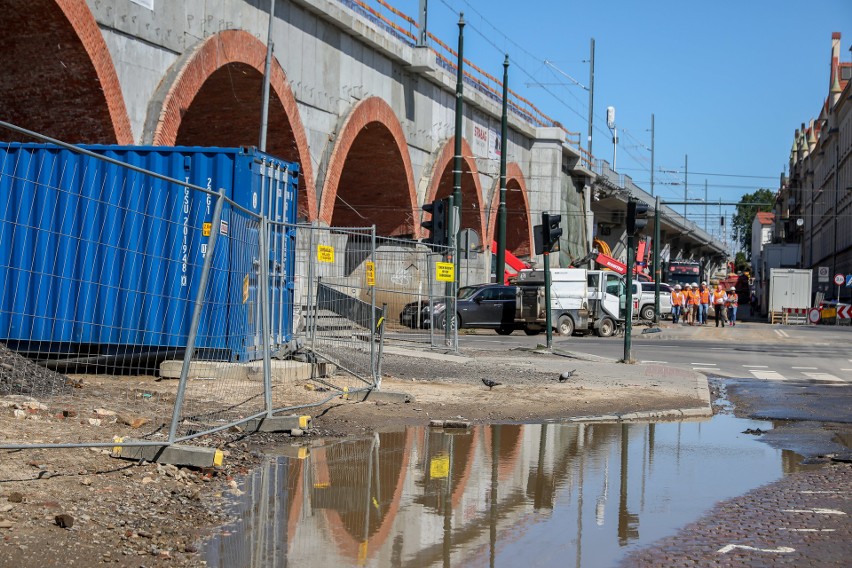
[204,415,812,568]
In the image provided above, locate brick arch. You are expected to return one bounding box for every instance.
[318,97,417,237]
[0,0,132,144]
[149,30,316,221]
[423,137,487,241]
[486,163,532,258]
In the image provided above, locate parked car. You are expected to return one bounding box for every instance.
[399,299,432,329]
[399,284,524,334]
[639,282,673,321]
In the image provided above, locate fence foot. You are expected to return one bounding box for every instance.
[245,414,311,433]
[112,441,224,468]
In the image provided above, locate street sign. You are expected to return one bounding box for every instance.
[846,274,852,287]
[808,308,821,324]
[834,273,844,286]
[838,305,852,319]
[818,266,829,282]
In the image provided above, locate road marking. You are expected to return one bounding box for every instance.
[718,544,795,554]
[791,366,818,370]
[782,508,846,515]
[800,490,844,494]
[778,528,835,532]
[640,360,668,364]
[709,347,725,350]
[841,368,852,372]
[750,370,786,381]
[801,372,844,382]
[775,329,790,338]
[691,362,716,366]
[693,367,720,371]
[744,365,768,368]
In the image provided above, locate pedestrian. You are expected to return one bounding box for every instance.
[671,284,683,324]
[713,283,727,328]
[685,284,698,325]
[691,282,701,325]
[699,281,710,325]
[727,287,739,326]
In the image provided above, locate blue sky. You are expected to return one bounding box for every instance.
[392,0,852,239]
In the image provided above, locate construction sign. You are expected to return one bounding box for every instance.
[435,262,455,282]
[317,245,334,263]
[365,261,375,287]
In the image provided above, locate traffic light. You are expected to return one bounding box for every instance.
[422,198,448,247]
[626,198,650,236]
[543,212,563,252]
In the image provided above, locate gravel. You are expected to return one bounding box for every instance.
[0,343,74,397]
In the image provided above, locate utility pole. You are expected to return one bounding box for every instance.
[452,14,465,276]
[587,38,595,158]
[704,179,708,234]
[653,195,661,323]
[683,154,688,219]
[495,55,509,283]
[650,114,655,197]
[417,0,428,46]
[258,0,275,152]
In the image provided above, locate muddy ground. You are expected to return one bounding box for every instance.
[0,347,706,567]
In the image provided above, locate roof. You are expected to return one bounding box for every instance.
[756,211,775,225]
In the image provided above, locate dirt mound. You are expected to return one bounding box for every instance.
[0,343,75,397]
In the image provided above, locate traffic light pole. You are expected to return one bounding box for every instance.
[452,15,465,277]
[544,250,553,350]
[653,196,661,323]
[624,233,634,362]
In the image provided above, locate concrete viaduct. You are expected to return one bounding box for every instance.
[0,0,726,276]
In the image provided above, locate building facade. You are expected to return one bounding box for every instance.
[782,32,852,300]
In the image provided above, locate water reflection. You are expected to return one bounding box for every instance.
[205,416,808,568]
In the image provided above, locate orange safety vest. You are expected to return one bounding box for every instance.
[713,290,725,304]
[700,289,710,303]
[671,291,682,306]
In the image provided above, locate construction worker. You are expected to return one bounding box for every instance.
[713,283,728,327]
[727,287,739,326]
[671,284,683,324]
[699,281,710,325]
[683,284,694,325]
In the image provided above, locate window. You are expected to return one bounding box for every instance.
[496,287,517,301]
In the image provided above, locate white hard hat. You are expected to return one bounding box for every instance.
[674,284,681,290]
[701,281,707,285]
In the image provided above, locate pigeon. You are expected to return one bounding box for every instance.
[558,369,577,383]
[482,378,501,390]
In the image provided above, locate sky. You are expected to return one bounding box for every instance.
[391,0,852,244]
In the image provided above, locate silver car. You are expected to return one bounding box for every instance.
[639,282,673,320]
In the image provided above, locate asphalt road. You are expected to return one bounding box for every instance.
[436,323,852,384]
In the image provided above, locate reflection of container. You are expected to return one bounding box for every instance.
[0,144,299,362]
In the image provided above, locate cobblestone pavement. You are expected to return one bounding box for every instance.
[621,462,851,567]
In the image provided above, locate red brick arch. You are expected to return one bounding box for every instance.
[318,97,418,237]
[486,163,532,257]
[0,0,132,143]
[423,137,487,241]
[149,29,316,221]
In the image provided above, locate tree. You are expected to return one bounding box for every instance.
[731,188,774,259]
[734,252,750,273]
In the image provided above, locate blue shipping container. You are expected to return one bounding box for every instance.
[0,144,299,362]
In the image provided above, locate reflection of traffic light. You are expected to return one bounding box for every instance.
[422,198,448,246]
[626,198,649,236]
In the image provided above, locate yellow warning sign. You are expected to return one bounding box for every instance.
[242,274,250,304]
[317,245,335,263]
[430,454,450,479]
[365,261,375,286]
[436,262,455,282]
[202,222,212,237]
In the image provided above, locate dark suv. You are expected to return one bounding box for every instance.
[399,284,521,334]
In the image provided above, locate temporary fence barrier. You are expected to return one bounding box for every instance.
[0,121,382,452]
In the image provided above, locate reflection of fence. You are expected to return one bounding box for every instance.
[0,121,381,452]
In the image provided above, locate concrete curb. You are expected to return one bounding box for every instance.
[565,406,713,424]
